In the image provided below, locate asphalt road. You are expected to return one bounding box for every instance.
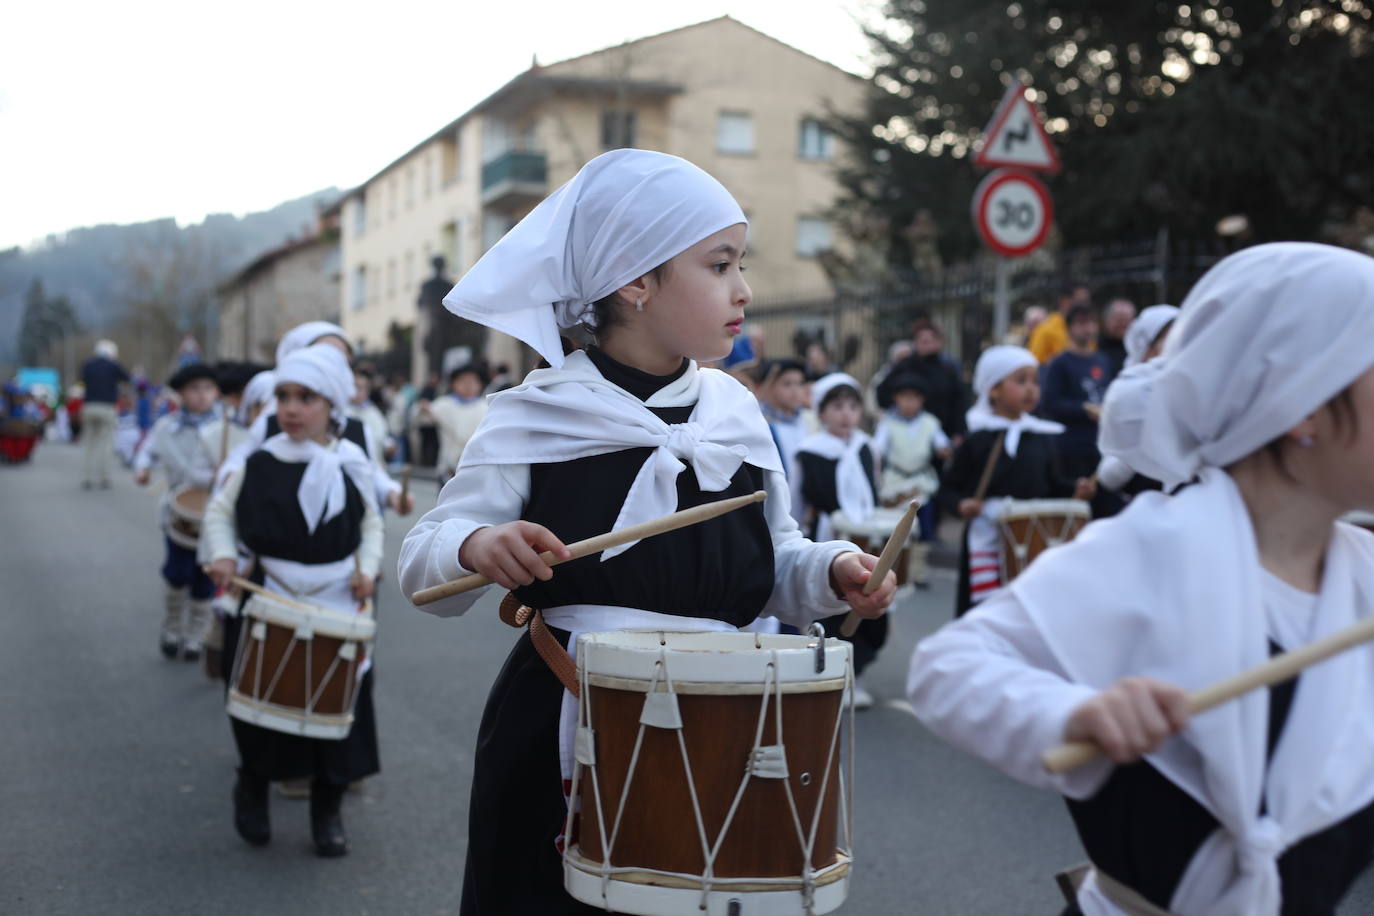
[4,442,1372,915]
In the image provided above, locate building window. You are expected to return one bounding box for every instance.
[601,109,637,150]
[423,153,433,199]
[351,266,367,311]
[387,259,396,298]
[352,196,367,237]
[716,111,755,155]
[404,250,414,293]
[406,167,415,210]
[796,217,833,257]
[798,119,835,161]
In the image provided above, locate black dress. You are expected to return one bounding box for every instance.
[1063,654,1374,914]
[221,449,380,785]
[459,348,777,916]
[794,443,888,675]
[939,429,1077,616]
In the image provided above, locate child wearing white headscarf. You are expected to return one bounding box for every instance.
[1095,305,1180,499]
[204,343,383,859]
[397,148,894,915]
[909,243,1374,916]
[941,345,1092,614]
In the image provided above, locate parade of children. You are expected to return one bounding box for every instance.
[17,164,1374,916]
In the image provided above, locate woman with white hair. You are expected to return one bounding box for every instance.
[204,343,383,858]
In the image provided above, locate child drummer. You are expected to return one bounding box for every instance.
[133,363,221,661]
[940,346,1093,615]
[204,344,382,858]
[397,149,894,915]
[909,243,1374,915]
[872,372,951,588]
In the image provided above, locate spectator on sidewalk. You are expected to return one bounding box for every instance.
[79,339,129,489]
[1028,282,1092,364]
[1040,304,1112,481]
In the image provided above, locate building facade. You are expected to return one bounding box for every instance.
[334,16,864,379]
[217,221,342,364]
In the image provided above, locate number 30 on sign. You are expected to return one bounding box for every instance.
[972,168,1053,259]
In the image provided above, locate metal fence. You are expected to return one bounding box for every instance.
[747,235,1228,384]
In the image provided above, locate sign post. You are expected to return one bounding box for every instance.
[972,80,1060,342]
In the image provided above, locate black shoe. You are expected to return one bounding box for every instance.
[233,769,271,846]
[310,780,349,858]
[159,635,180,660]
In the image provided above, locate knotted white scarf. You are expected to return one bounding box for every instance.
[459,352,781,560]
[795,429,875,525]
[261,433,376,534]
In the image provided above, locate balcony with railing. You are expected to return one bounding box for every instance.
[481,150,547,209]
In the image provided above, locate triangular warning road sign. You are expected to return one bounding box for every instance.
[975,82,1061,174]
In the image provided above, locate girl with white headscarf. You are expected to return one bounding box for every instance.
[397,148,894,914]
[909,243,1374,916]
[942,345,1092,614]
[203,343,384,859]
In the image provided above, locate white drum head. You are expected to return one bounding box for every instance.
[999,498,1090,522]
[576,630,850,694]
[242,592,376,642]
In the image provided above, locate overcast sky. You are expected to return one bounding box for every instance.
[0,0,876,250]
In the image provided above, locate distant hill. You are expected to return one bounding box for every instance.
[0,189,340,363]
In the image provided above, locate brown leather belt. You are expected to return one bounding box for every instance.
[499,592,580,697]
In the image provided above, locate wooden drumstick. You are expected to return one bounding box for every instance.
[839,499,921,638]
[971,429,1008,504]
[222,574,318,613]
[410,490,768,605]
[1042,612,1374,773]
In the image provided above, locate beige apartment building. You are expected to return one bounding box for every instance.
[217,219,342,363]
[334,16,864,378]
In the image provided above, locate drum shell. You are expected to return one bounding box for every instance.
[579,686,842,878]
[574,631,849,883]
[996,499,1089,581]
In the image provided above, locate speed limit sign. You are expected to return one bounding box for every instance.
[972,168,1053,258]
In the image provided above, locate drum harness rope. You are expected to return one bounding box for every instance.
[562,634,856,915]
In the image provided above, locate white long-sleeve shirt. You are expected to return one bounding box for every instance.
[398,362,861,628]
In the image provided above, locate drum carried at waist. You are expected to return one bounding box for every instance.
[830,507,918,587]
[997,498,1090,582]
[165,485,210,549]
[227,590,375,740]
[564,629,854,916]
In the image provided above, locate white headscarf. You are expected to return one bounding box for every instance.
[238,370,277,426]
[94,339,118,359]
[276,344,355,425]
[275,321,351,367]
[810,372,862,412]
[1101,243,1374,490]
[1124,304,1180,368]
[965,345,1063,457]
[272,344,369,533]
[442,149,748,369]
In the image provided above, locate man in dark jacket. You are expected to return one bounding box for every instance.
[79,339,129,488]
[877,320,967,444]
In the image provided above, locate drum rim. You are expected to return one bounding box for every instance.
[564,845,852,892]
[584,673,848,695]
[577,631,852,686]
[998,497,1091,521]
[241,592,377,642]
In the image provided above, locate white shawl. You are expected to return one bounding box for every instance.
[458,351,781,560]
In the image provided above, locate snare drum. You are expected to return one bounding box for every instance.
[830,507,917,587]
[565,630,854,916]
[227,591,375,739]
[997,499,1090,582]
[166,485,210,549]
